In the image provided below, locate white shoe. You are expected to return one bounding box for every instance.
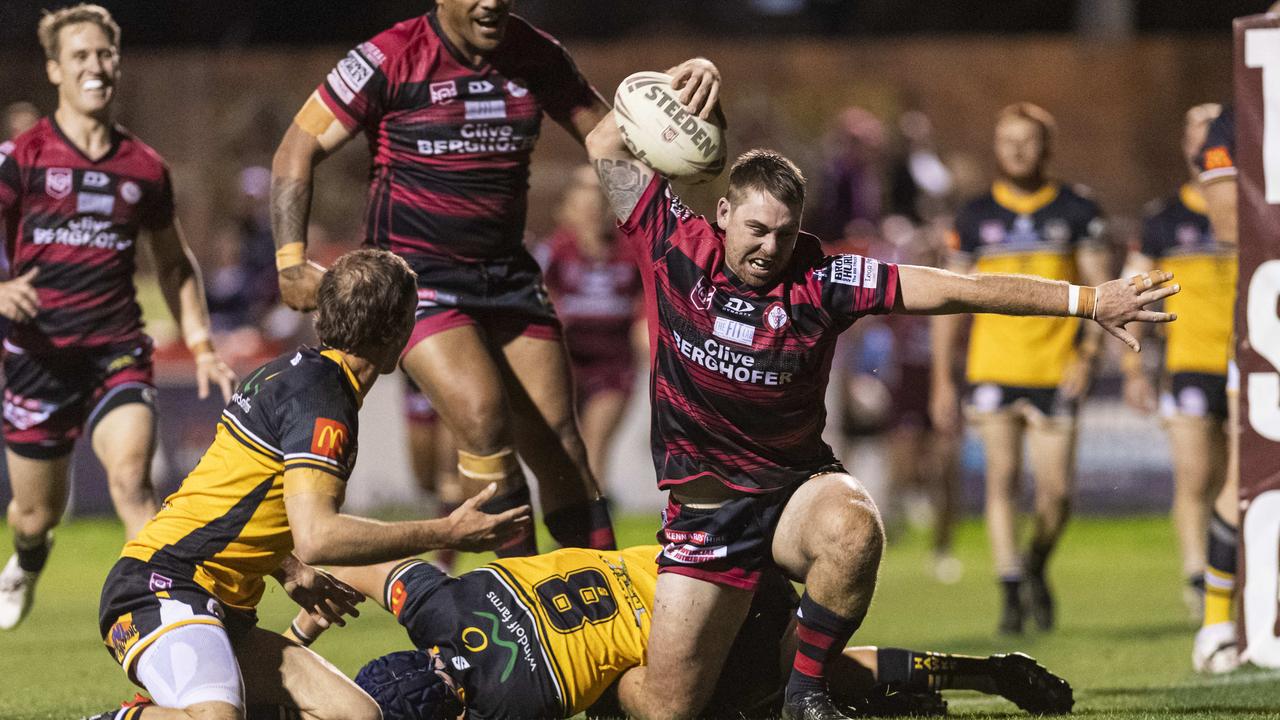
[0,553,40,630]
[1193,621,1243,674]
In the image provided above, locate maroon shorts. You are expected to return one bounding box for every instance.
[655,466,842,590]
[571,357,634,409]
[403,251,561,356]
[3,338,156,459]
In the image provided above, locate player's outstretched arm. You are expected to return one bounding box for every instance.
[895,264,1179,351]
[148,219,236,401]
[285,477,532,566]
[271,92,357,312]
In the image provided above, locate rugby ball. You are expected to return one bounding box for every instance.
[614,71,726,184]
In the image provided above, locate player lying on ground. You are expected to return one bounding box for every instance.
[283,545,1073,719]
[586,58,1177,720]
[86,250,531,720]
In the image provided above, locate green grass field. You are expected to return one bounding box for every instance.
[1,514,1277,719]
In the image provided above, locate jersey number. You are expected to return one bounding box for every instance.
[533,569,618,633]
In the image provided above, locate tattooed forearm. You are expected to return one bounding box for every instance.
[270,176,313,250]
[594,158,653,222]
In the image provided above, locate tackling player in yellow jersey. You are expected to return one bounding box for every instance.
[1123,104,1235,624]
[88,250,530,720]
[286,546,1074,719]
[931,103,1113,635]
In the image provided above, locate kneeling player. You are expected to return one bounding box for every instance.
[87,250,530,720]
[287,546,1073,719]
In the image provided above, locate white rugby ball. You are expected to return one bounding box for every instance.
[614,71,726,184]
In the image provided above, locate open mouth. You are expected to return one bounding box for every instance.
[747,257,774,278]
[474,14,507,33]
[81,77,110,94]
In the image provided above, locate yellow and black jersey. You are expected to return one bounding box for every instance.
[1141,185,1236,375]
[385,545,660,719]
[121,346,362,611]
[950,181,1104,387]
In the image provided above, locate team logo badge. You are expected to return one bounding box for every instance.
[689,276,715,310]
[108,615,139,662]
[148,572,173,592]
[120,181,141,204]
[764,302,789,331]
[661,126,678,143]
[723,297,753,316]
[430,80,458,104]
[505,79,528,98]
[310,417,350,461]
[45,168,72,199]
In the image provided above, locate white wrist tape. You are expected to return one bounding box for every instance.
[1067,285,1081,317]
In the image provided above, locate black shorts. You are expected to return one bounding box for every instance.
[656,466,843,591]
[3,338,156,458]
[98,557,256,681]
[969,382,1076,418]
[404,251,562,352]
[1165,372,1228,419]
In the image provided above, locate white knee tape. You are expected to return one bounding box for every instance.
[135,623,245,711]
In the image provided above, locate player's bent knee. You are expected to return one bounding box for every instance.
[457,447,522,488]
[135,623,244,716]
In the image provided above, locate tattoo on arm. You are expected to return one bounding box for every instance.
[593,158,653,222]
[270,176,313,250]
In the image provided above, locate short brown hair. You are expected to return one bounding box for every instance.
[996,102,1056,151]
[727,148,806,210]
[315,250,418,357]
[38,4,120,61]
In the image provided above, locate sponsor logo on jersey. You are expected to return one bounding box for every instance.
[430,80,459,104]
[358,41,385,67]
[327,69,355,104]
[467,80,495,94]
[665,187,693,221]
[861,257,879,289]
[464,99,507,120]
[418,287,459,307]
[310,417,350,460]
[83,171,110,188]
[388,579,408,617]
[713,316,755,346]
[670,329,794,386]
[416,123,536,155]
[1203,145,1233,171]
[338,50,375,93]
[77,192,115,216]
[689,276,715,310]
[505,79,528,98]
[451,656,471,671]
[120,181,142,204]
[45,167,72,199]
[2,391,56,430]
[722,297,753,316]
[764,301,789,331]
[829,255,862,286]
[479,591,539,679]
[108,614,139,663]
[662,542,728,564]
[148,572,174,592]
[32,217,129,251]
[979,220,1005,244]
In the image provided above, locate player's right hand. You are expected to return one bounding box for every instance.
[670,57,721,120]
[0,268,40,323]
[1093,270,1179,351]
[929,377,962,436]
[444,482,533,552]
[278,260,326,312]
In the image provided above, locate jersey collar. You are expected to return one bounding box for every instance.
[428,10,493,72]
[992,180,1059,216]
[1180,183,1208,215]
[320,348,365,406]
[49,116,122,165]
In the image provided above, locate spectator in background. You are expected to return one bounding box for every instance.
[887,110,954,223]
[3,102,40,141]
[232,165,279,313]
[538,165,643,489]
[814,106,886,244]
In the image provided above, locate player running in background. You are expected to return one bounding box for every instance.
[930,103,1112,636]
[0,4,236,631]
[1181,103,1245,674]
[287,545,1074,719]
[88,250,530,720]
[587,62,1176,719]
[271,0,615,558]
[1123,104,1235,620]
[538,165,644,485]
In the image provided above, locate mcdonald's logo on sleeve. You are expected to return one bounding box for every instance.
[310,418,350,460]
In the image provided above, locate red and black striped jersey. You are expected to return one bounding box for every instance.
[620,177,898,493]
[0,118,173,353]
[316,11,599,263]
[538,229,642,364]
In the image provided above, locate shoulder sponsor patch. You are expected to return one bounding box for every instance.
[358,41,386,67]
[327,69,355,104]
[861,257,879,289]
[829,255,862,286]
[310,417,351,460]
[337,50,375,93]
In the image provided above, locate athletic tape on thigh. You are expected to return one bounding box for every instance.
[134,622,244,711]
[457,447,519,482]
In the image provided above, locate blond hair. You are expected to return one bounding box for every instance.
[996,102,1056,152]
[38,4,120,61]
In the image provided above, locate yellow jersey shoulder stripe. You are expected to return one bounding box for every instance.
[221,411,281,457]
[992,180,1060,215]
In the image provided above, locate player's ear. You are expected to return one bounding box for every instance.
[716,196,731,226]
[46,58,62,86]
